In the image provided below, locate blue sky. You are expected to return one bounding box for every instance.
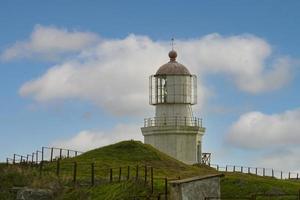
[1,0,300,172]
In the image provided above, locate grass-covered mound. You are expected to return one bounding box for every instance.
[2,140,300,199]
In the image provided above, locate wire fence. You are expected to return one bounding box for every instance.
[210,164,300,180]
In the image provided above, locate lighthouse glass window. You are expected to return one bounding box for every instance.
[149,75,197,105]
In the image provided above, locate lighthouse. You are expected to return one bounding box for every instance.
[141,50,205,164]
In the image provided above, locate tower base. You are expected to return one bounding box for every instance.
[141,126,205,164]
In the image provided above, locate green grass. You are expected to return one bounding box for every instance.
[2,140,300,199]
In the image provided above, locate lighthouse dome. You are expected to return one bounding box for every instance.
[155,50,191,75]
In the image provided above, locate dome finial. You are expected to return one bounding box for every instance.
[169,38,177,61]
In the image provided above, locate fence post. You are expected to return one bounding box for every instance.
[144,165,147,184]
[217,165,219,171]
[165,178,168,200]
[119,167,122,182]
[136,165,139,181]
[151,167,154,194]
[127,166,130,180]
[13,154,16,164]
[263,168,265,176]
[225,165,227,172]
[32,153,34,164]
[255,168,258,175]
[59,149,62,159]
[289,172,291,179]
[110,168,113,182]
[75,151,78,157]
[67,150,70,158]
[241,166,243,173]
[39,161,43,176]
[6,158,9,166]
[233,165,235,172]
[56,159,60,177]
[248,167,250,174]
[297,173,299,180]
[91,163,95,186]
[73,162,77,184]
[26,155,29,163]
[50,148,53,162]
[281,171,283,179]
[272,169,274,178]
[41,147,44,162]
[36,151,38,164]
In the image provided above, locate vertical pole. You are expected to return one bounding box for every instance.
[297,173,299,180]
[165,178,168,200]
[263,168,265,176]
[289,172,291,179]
[32,153,34,164]
[119,167,122,182]
[91,163,95,186]
[255,168,258,175]
[217,165,219,171]
[233,165,235,172]
[127,166,130,180]
[75,151,78,157]
[6,158,9,166]
[241,166,243,173]
[110,168,113,182]
[144,165,147,184]
[56,159,60,177]
[151,167,154,194]
[272,169,274,178]
[281,171,283,179]
[20,156,23,164]
[36,151,38,164]
[50,148,53,162]
[59,149,62,159]
[248,167,250,174]
[136,165,139,181]
[225,165,227,172]
[67,150,70,158]
[73,162,77,184]
[26,155,29,163]
[41,147,44,162]
[13,154,16,164]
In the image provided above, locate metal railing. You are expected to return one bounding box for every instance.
[144,116,203,128]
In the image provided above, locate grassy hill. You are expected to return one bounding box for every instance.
[1,140,300,199]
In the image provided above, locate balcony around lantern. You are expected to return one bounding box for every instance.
[143,116,203,128]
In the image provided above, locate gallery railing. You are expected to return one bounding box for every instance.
[143,117,203,128]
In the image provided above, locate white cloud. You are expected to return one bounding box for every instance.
[226,108,300,149]
[7,26,292,116]
[51,123,143,152]
[1,25,99,61]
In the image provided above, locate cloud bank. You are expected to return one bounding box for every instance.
[1,25,292,116]
[51,123,142,152]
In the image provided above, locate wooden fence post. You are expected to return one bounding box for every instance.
[241,166,243,173]
[248,167,250,174]
[144,165,147,184]
[75,151,78,157]
[50,148,53,162]
[32,153,34,164]
[91,163,95,186]
[39,161,43,176]
[73,162,77,184]
[41,147,44,162]
[136,165,139,181]
[127,166,130,180]
[289,172,291,179]
[36,151,38,164]
[56,159,60,176]
[119,167,122,182]
[217,165,219,171]
[151,167,154,194]
[13,154,16,164]
[297,173,299,180]
[281,171,283,179]
[233,165,235,172]
[263,168,265,176]
[59,149,62,159]
[255,168,258,175]
[67,150,70,158]
[165,178,168,200]
[110,168,113,182]
[272,169,274,178]
[6,158,9,166]
[225,165,227,172]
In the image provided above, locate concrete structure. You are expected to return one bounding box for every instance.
[141,50,206,164]
[169,174,224,200]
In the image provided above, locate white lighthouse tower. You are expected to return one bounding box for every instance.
[141,50,205,164]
